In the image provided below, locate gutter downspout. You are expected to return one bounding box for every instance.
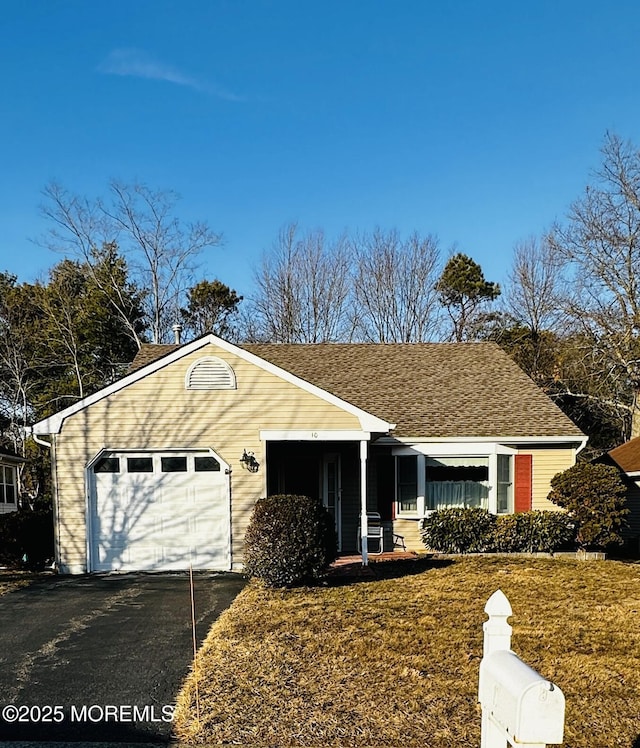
[575,437,589,457]
[28,428,61,572]
[30,429,52,449]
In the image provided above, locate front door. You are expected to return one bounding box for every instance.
[322,453,342,551]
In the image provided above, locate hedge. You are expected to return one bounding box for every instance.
[420,507,576,554]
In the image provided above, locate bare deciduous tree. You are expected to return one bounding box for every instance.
[489,236,567,383]
[506,236,565,334]
[248,223,353,343]
[40,180,222,344]
[351,229,441,342]
[549,132,640,437]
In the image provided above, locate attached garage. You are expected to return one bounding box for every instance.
[88,449,230,572]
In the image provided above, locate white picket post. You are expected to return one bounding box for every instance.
[479,590,564,748]
[483,589,512,656]
[481,590,512,748]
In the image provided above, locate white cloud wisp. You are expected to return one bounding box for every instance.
[99,48,244,101]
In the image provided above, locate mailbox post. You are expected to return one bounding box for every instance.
[478,590,565,748]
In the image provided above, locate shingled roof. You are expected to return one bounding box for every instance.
[130,340,583,440]
[608,437,640,473]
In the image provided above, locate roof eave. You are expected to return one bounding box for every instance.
[376,434,587,445]
[30,334,396,436]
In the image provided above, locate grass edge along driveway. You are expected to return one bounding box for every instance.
[0,570,39,596]
[173,556,640,748]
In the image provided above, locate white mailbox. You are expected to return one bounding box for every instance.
[479,649,565,745]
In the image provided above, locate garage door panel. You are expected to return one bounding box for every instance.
[90,451,230,572]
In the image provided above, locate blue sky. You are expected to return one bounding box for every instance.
[2,0,640,298]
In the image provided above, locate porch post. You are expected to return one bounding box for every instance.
[488,452,498,515]
[360,439,368,566]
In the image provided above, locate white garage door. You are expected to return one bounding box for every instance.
[89,450,230,572]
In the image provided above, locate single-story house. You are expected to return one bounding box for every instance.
[598,436,640,550]
[30,335,586,574]
[0,447,25,515]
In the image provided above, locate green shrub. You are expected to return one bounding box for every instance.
[491,511,576,553]
[0,508,54,570]
[420,508,576,554]
[490,513,526,552]
[548,462,629,550]
[244,494,338,587]
[420,507,496,553]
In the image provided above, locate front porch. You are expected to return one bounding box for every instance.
[327,550,421,580]
[264,437,399,559]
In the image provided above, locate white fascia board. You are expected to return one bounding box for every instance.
[260,430,372,442]
[626,471,640,479]
[32,333,394,435]
[376,435,587,447]
[392,442,519,456]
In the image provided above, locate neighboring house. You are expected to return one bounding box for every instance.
[598,437,640,551]
[30,335,586,574]
[0,448,24,515]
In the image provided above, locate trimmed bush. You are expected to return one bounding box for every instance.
[420,507,496,553]
[491,511,576,553]
[421,508,576,554]
[548,462,629,550]
[244,494,338,587]
[0,507,54,570]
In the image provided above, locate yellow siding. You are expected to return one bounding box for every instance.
[392,518,423,551]
[54,343,362,572]
[518,448,576,511]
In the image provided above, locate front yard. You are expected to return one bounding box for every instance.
[174,557,640,748]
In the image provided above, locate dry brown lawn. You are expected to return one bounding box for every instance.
[174,557,640,748]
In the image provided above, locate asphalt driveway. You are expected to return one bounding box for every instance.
[0,572,246,743]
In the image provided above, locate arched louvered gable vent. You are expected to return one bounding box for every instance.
[185,356,236,390]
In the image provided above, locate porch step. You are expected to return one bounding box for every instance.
[327,551,418,580]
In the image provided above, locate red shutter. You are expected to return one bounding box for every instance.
[514,454,532,513]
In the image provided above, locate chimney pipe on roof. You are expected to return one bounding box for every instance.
[172,323,183,345]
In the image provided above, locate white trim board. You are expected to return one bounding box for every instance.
[377,435,587,447]
[392,442,519,456]
[260,430,371,442]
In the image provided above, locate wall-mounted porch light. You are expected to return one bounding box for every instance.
[240,449,260,473]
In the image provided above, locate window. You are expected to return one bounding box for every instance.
[425,457,489,511]
[194,456,220,472]
[497,454,513,513]
[94,457,120,474]
[397,456,418,513]
[161,456,187,472]
[127,457,154,473]
[0,465,16,504]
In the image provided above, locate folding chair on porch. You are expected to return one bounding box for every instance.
[357,511,384,555]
